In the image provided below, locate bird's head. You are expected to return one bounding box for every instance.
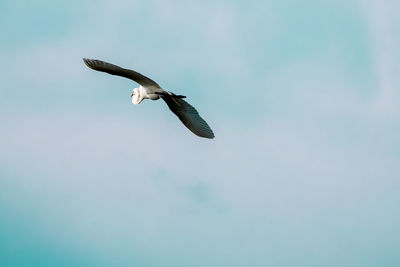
[131,87,141,105]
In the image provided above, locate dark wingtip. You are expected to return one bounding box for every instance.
[82,58,91,67]
[199,130,215,139]
[82,58,99,70]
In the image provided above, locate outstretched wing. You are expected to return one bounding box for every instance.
[83,58,160,88]
[162,95,214,139]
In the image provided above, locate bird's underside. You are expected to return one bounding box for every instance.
[83,58,214,139]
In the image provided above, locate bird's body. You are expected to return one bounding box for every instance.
[131,85,162,104]
[83,58,214,139]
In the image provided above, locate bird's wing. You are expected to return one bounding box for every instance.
[161,95,214,139]
[83,58,161,88]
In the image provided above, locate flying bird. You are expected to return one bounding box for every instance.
[83,58,214,139]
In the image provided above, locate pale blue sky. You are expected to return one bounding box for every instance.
[1,0,399,266]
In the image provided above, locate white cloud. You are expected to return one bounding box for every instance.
[361,0,400,120]
[1,99,399,265]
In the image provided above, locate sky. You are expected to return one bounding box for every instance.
[0,0,399,266]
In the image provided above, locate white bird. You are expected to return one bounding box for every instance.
[83,58,214,139]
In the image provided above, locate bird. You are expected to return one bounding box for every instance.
[83,58,214,139]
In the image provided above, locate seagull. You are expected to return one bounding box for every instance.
[83,58,214,139]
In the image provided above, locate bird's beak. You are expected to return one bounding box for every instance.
[131,92,134,97]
